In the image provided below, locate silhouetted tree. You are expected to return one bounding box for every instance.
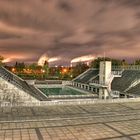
[134,59,140,65]
[90,57,111,68]
[42,60,49,78]
[90,57,126,68]
[14,62,25,72]
[0,56,4,66]
[72,62,88,78]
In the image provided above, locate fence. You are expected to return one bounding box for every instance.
[1,98,140,107]
[113,65,140,70]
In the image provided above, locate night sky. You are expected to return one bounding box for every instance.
[0,0,140,65]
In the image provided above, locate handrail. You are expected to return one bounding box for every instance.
[113,65,140,70]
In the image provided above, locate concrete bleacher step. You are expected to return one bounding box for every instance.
[0,66,49,101]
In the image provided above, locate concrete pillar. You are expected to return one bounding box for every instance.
[99,61,111,99]
[99,88,109,99]
[99,61,111,85]
[99,88,103,99]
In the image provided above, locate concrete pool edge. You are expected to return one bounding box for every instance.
[36,84,96,98]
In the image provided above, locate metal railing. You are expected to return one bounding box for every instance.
[111,71,123,76]
[90,80,108,87]
[113,65,140,70]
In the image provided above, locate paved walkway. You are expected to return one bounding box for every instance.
[0,102,140,139]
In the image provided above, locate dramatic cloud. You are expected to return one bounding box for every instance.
[0,0,140,65]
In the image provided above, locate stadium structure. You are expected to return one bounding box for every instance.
[1,61,140,140]
[0,66,49,104]
[72,61,140,99]
[0,61,140,106]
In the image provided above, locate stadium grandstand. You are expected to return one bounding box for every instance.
[72,61,140,99]
[0,66,48,103]
[0,61,140,106]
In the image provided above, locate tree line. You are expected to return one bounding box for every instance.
[1,55,140,79]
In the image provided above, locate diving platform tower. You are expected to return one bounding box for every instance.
[99,61,112,99]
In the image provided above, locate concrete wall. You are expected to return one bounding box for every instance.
[0,77,39,103]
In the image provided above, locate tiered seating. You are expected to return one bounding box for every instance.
[90,75,99,83]
[111,70,140,92]
[127,83,140,96]
[0,67,48,101]
[74,69,99,84]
